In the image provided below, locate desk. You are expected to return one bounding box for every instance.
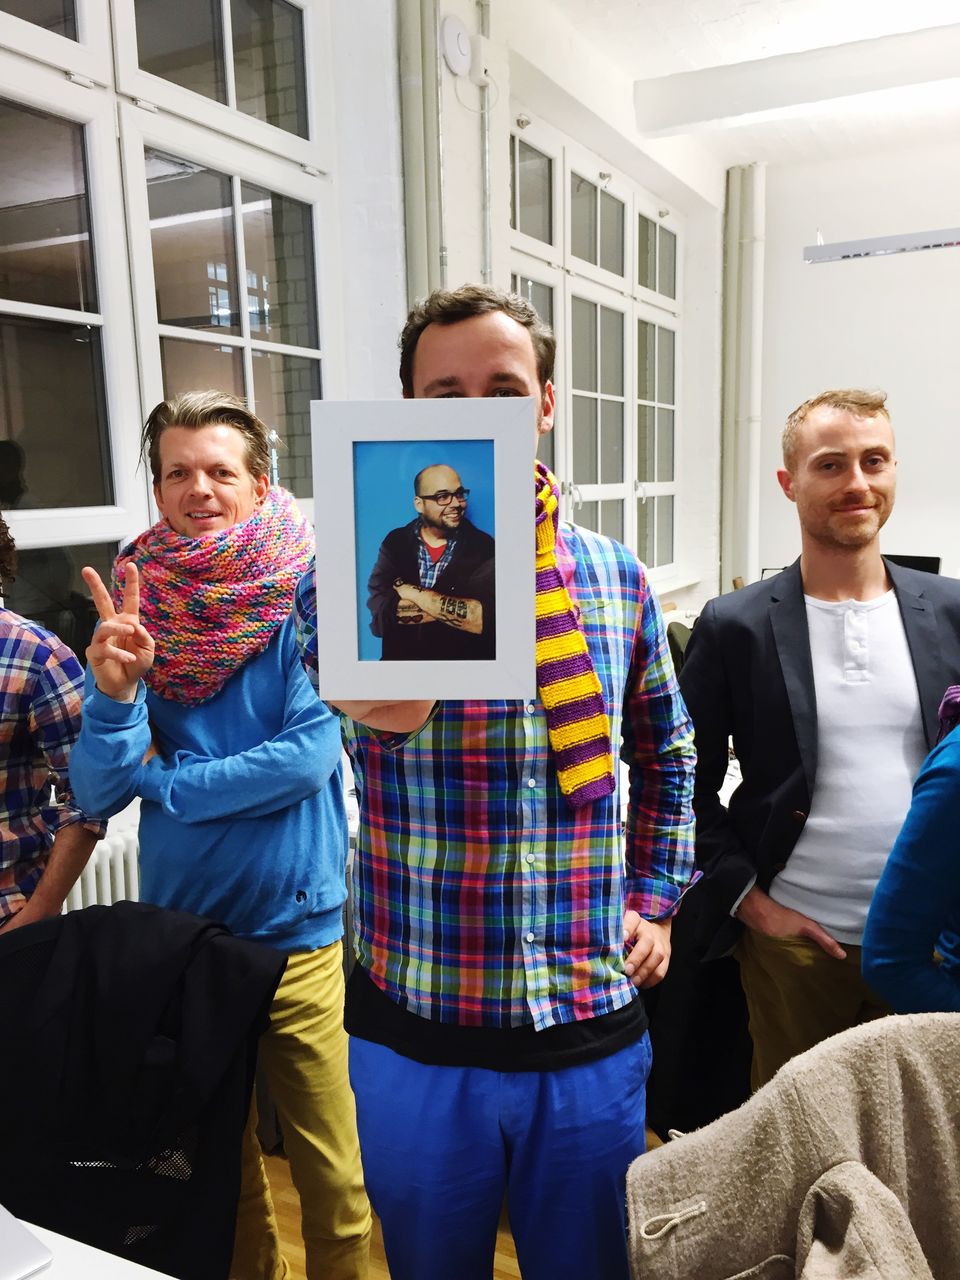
[26,1223,174,1278]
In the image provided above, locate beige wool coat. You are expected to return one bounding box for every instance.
[627,1014,960,1279]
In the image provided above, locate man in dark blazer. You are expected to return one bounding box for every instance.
[681,388,960,1090]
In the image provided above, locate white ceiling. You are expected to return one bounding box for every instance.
[546,0,960,164]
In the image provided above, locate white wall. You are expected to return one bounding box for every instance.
[759,141,960,578]
[329,0,407,399]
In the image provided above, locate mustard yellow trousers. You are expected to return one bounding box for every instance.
[230,941,371,1280]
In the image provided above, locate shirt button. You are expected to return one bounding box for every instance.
[525,702,536,714]
[527,777,537,788]
[525,853,535,864]
[526,932,535,942]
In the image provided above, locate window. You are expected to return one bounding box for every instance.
[509,119,682,575]
[636,317,676,567]
[638,213,677,301]
[133,0,308,137]
[511,267,556,474]
[0,1,76,40]
[1,5,336,589]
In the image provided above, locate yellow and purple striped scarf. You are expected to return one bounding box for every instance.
[535,462,616,808]
[113,487,313,706]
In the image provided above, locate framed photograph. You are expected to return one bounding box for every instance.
[310,397,536,699]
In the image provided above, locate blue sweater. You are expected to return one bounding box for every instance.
[71,617,347,953]
[862,729,960,1013]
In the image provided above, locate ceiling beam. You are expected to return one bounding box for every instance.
[634,23,960,136]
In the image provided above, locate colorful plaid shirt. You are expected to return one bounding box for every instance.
[294,523,696,1030]
[0,609,106,919]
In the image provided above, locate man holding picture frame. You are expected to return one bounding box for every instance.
[294,285,696,1280]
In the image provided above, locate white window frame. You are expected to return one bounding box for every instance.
[508,121,563,269]
[508,112,685,579]
[564,139,633,295]
[634,302,680,574]
[509,251,564,491]
[119,102,342,525]
[563,275,631,539]
[0,51,149,552]
[635,191,682,317]
[112,0,334,173]
[0,0,112,85]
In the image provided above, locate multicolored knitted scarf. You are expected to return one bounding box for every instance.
[535,461,616,808]
[113,487,314,706]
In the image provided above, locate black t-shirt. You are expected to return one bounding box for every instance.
[345,963,648,1072]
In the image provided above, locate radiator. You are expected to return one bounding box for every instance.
[64,829,140,911]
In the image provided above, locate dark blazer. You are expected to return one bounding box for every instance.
[366,516,496,661]
[681,557,960,959]
[0,901,285,1280]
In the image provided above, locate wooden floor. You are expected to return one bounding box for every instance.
[264,1154,521,1279]
[265,1127,660,1277]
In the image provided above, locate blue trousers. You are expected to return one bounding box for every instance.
[349,1032,651,1280]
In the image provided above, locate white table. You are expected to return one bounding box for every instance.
[26,1223,174,1278]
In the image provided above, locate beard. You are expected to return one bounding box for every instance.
[420,510,463,539]
[807,503,890,550]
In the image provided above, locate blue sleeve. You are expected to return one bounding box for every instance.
[71,666,153,819]
[137,639,341,824]
[862,733,960,1013]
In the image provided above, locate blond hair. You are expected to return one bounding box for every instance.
[141,391,273,484]
[782,389,891,470]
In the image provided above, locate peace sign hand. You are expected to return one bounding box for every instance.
[82,562,155,702]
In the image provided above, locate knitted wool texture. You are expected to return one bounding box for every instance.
[113,486,314,706]
[535,461,616,807]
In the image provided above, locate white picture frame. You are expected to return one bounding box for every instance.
[310,397,537,700]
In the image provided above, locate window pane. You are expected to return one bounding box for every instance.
[656,408,674,482]
[600,306,623,396]
[638,213,656,290]
[160,336,244,400]
[599,190,624,276]
[577,499,598,533]
[659,226,677,299]
[656,495,674,566]
[658,326,676,404]
[600,499,623,543]
[637,404,654,483]
[232,0,308,138]
[512,274,553,327]
[146,150,240,335]
[0,0,76,39]
[637,319,655,402]
[135,0,226,103]
[251,349,320,499]
[5,541,116,658]
[571,395,597,485]
[636,496,654,564]
[570,174,596,264]
[571,297,596,392]
[0,99,96,312]
[517,141,552,244]
[241,182,318,348]
[509,139,516,231]
[0,317,111,508]
[600,399,623,484]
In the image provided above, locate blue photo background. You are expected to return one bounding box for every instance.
[353,438,496,660]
